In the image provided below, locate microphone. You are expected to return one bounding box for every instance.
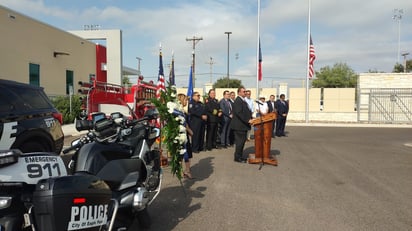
[255,100,263,105]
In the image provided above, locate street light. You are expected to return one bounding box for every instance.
[401,52,409,73]
[393,9,403,64]
[224,32,232,88]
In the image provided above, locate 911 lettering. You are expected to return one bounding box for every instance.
[67,204,108,230]
[0,121,17,149]
[26,163,62,178]
[44,118,55,128]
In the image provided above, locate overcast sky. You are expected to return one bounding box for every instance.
[1,0,411,88]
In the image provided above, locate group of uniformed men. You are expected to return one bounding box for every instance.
[188,87,289,157]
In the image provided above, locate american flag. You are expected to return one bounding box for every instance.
[156,49,165,99]
[309,35,316,79]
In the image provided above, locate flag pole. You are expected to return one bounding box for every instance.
[305,0,311,123]
[256,0,261,98]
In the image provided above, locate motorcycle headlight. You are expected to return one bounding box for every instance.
[149,128,160,140]
[0,197,12,209]
[0,149,20,167]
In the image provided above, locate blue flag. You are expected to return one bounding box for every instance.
[187,66,193,100]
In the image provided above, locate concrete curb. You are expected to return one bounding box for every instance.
[62,122,412,137]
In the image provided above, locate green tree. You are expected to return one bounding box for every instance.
[312,62,358,88]
[51,95,83,124]
[393,63,404,73]
[406,59,412,73]
[213,77,242,89]
[122,76,131,86]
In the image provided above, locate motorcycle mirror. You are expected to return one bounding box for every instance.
[91,112,106,124]
[111,112,124,119]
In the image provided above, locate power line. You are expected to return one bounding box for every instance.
[186,36,203,88]
[205,57,215,83]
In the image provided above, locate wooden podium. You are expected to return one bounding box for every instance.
[248,112,278,166]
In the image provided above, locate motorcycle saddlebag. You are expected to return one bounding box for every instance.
[32,175,112,231]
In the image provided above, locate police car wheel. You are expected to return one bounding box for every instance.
[19,141,49,153]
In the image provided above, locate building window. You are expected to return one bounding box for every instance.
[29,63,40,86]
[66,70,74,95]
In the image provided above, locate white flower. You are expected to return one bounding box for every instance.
[175,133,187,144]
[167,102,177,114]
[179,148,186,155]
[171,92,176,98]
[177,115,185,124]
[178,125,186,133]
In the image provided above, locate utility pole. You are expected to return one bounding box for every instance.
[224,32,232,88]
[393,9,403,64]
[206,57,215,83]
[136,57,142,76]
[186,36,203,88]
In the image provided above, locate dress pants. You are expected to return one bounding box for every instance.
[206,122,218,150]
[233,130,247,161]
[220,118,231,146]
[276,116,286,136]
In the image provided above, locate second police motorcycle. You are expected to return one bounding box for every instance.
[64,109,163,230]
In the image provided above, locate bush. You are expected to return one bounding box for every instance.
[51,95,83,124]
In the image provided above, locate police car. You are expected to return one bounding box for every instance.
[0,79,64,153]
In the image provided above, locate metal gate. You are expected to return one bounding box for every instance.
[358,88,412,123]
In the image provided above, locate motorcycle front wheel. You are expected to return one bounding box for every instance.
[135,207,151,229]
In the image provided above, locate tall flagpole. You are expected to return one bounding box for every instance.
[305,0,311,123]
[256,0,261,98]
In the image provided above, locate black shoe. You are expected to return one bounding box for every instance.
[235,158,246,163]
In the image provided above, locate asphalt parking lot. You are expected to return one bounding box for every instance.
[63,125,412,231]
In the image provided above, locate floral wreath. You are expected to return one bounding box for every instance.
[151,84,186,180]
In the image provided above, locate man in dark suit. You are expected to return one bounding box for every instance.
[267,94,276,113]
[219,90,232,148]
[275,94,289,137]
[230,87,253,163]
[228,91,236,146]
[267,94,277,137]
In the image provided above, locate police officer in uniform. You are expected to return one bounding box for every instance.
[204,89,222,151]
[189,92,207,153]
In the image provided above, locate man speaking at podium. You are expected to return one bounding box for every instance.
[230,87,253,163]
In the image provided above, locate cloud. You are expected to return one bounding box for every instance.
[1,0,411,88]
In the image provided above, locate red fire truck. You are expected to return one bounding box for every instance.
[78,76,157,120]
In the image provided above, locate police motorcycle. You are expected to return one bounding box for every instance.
[0,148,116,231]
[0,109,161,231]
[62,109,162,230]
